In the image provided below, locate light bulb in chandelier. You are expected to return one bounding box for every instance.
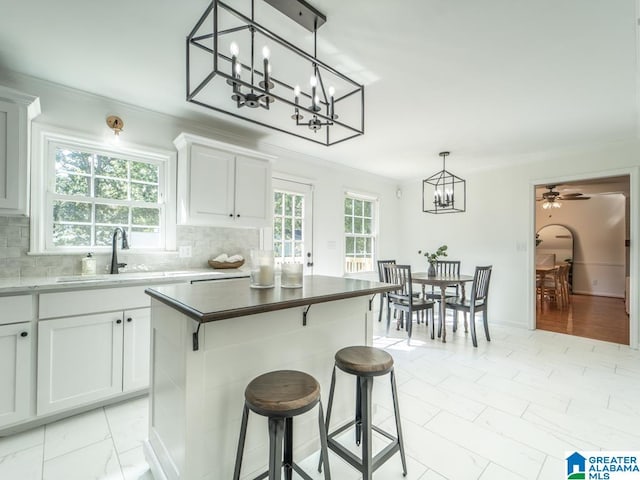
[262,46,270,59]
[291,85,303,121]
[328,86,337,119]
[230,42,239,57]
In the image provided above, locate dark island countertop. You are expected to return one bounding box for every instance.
[145,275,396,323]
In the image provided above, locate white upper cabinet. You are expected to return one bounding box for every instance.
[174,133,275,227]
[0,85,40,215]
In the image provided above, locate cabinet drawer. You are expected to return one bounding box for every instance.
[39,286,149,319]
[0,295,33,325]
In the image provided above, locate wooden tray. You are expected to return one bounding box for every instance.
[208,259,245,269]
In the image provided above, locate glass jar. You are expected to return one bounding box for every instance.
[249,249,275,288]
[281,263,303,288]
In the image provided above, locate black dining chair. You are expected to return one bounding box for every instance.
[444,265,492,347]
[385,264,436,341]
[377,259,396,322]
[423,260,461,302]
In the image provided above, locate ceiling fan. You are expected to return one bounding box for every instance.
[537,185,591,209]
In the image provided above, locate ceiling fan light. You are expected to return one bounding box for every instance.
[542,200,561,209]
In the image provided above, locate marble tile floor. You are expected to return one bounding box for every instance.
[1,315,640,480]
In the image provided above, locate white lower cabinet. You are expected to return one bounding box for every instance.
[37,312,124,415]
[0,322,32,428]
[123,308,151,392]
[37,308,150,415]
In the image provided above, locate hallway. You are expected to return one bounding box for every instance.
[536,294,629,345]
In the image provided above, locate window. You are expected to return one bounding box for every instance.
[273,189,305,263]
[344,193,376,273]
[31,128,176,253]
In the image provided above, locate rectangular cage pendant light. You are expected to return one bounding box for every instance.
[422,152,466,214]
[186,0,365,146]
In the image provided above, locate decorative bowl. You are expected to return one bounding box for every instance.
[208,259,245,269]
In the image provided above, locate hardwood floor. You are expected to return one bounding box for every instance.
[536,293,629,344]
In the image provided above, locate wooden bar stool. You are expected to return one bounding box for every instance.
[233,370,331,480]
[319,346,407,479]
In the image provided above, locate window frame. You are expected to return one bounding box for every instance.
[343,190,378,274]
[30,125,176,254]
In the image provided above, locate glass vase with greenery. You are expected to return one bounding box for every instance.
[418,245,448,276]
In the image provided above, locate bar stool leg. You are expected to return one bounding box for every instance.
[233,404,250,480]
[355,377,362,446]
[390,369,407,476]
[317,402,332,480]
[360,375,374,479]
[318,367,337,473]
[268,417,285,480]
[283,417,293,480]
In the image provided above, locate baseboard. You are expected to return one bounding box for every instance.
[572,290,624,299]
[144,439,168,480]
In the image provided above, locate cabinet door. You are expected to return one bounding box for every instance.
[234,155,272,227]
[187,145,235,225]
[0,100,20,212]
[0,323,32,428]
[37,312,124,415]
[123,308,151,392]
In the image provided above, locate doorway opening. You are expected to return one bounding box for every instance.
[534,175,630,344]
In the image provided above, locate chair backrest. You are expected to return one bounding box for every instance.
[377,259,396,282]
[384,264,414,299]
[436,260,461,277]
[471,266,492,302]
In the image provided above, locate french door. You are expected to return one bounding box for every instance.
[264,178,314,274]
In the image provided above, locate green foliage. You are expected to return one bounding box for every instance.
[55,174,90,196]
[51,147,161,248]
[418,245,448,264]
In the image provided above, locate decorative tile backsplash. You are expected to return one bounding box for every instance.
[0,216,259,278]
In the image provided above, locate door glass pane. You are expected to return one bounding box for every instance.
[273,189,307,265]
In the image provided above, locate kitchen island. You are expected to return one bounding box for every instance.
[143,275,393,480]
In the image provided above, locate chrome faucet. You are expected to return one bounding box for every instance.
[110,227,130,274]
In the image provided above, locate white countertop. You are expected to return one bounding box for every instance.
[0,268,250,295]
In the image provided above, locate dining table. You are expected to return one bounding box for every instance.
[412,272,474,342]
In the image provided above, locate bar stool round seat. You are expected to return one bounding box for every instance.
[334,346,394,376]
[233,370,331,480]
[320,346,407,479]
[245,370,321,417]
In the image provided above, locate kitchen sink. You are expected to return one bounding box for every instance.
[56,272,166,282]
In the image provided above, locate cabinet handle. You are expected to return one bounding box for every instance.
[20,331,28,337]
[116,319,122,324]
[127,317,132,323]
[236,214,240,218]
[229,213,233,217]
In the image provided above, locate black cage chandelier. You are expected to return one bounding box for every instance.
[186,0,365,146]
[422,152,466,214]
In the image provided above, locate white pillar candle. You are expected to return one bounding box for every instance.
[258,265,274,286]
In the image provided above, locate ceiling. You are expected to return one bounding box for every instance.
[535,175,631,198]
[0,0,637,180]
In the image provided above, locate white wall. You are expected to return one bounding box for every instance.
[536,195,626,297]
[0,70,402,278]
[398,142,640,347]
